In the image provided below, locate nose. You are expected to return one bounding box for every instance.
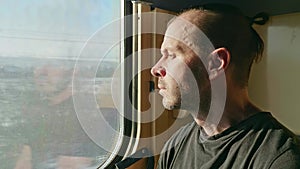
[151,65,166,78]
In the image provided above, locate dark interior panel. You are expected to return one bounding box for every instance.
[133,0,300,16]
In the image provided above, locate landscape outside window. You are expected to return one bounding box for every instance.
[0,1,121,168]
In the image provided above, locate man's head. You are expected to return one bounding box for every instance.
[151,4,265,111]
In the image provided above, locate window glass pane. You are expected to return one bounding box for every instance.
[0,1,121,168]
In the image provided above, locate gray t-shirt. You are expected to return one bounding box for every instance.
[158,112,300,169]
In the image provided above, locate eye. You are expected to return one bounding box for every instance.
[168,54,176,58]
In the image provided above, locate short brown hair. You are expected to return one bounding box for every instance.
[179,4,267,87]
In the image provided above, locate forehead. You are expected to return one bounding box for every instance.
[161,36,185,54]
[162,18,215,63]
[162,18,201,55]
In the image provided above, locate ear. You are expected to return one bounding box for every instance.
[207,47,230,80]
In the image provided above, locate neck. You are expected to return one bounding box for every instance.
[194,85,261,137]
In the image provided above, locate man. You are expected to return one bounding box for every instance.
[151,4,300,169]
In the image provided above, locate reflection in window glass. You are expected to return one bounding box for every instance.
[0,1,121,168]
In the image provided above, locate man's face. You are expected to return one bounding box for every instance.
[151,36,204,111]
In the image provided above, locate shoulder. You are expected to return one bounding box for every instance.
[250,112,300,167]
[158,122,196,169]
[162,122,196,151]
[248,112,298,142]
[268,146,300,169]
[267,115,300,168]
[261,113,300,148]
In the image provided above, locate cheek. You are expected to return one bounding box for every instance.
[163,75,179,92]
[166,58,189,82]
[177,64,198,91]
[189,57,209,85]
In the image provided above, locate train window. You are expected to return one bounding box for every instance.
[0,1,126,168]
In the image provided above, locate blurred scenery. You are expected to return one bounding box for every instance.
[0,56,120,168]
[0,0,121,168]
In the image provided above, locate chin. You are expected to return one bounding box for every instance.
[162,98,181,110]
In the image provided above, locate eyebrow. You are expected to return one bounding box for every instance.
[161,44,185,55]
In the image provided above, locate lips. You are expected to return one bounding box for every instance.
[157,82,166,96]
[158,79,166,90]
[157,83,166,90]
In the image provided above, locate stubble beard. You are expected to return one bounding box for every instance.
[162,87,181,110]
[162,84,211,119]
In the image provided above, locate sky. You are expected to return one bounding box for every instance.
[0,0,120,59]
